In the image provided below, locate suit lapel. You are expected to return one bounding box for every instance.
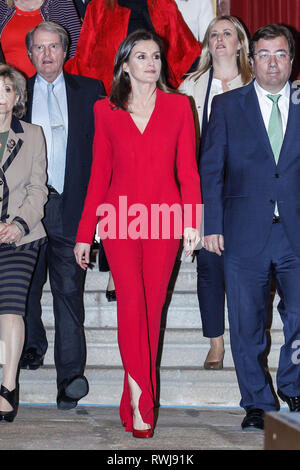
[195,69,210,130]
[26,75,36,122]
[0,118,24,222]
[277,85,298,169]
[239,82,275,163]
[1,117,24,171]
[64,72,80,158]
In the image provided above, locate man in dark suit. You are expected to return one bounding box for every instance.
[20,21,105,410]
[200,24,300,430]
[73,0,91,20]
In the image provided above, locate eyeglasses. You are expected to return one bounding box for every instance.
[253,51,291,62]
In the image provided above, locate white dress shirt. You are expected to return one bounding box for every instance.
[254,79,290,215]
[174,0,214,41]
[254,79,290,137]
[208,75,245,120]
[31,72,68,185]
[208,77,224,119]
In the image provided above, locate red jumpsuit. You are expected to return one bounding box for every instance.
[76,89,202,431]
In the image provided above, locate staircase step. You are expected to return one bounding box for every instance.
[20,258,287,409]
[42,328,285,368]
[18,367,241,407]
[18,366,284,408]
[40,261,283,329]
[40,290,283,330]
[42,261,197,292]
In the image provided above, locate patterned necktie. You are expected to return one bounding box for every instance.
[47,82,67,194]
[267,94,283,164]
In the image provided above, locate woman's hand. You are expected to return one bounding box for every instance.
[0,223,23,244]
[0,222,7,235]
[183,227,200,256]
[74,242,91,270]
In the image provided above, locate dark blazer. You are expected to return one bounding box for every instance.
[200,80,300,258]
[25,72,105,237]
[73,0,91,19]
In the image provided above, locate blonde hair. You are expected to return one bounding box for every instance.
[190,15,253,85]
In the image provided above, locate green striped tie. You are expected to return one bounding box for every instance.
[267,94,283,164]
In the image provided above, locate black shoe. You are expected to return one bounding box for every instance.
[0,385,19,423]
[65,376,89,400]
[20,348,44,370]
[106,289,116,302]
[57,376,89,410]
[57,389,78,411]
[278,389,300,411]
[241,408,264,431]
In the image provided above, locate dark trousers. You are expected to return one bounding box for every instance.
[196,248,225,338]
[225,221,300,411]
[24,194,86,387]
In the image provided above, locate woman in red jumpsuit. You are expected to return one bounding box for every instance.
[74,30,201,438]
[67,0,202,300]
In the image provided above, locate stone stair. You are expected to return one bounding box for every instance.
[18,254,285,408]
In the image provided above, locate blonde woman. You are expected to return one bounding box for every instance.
[180,16,252,370]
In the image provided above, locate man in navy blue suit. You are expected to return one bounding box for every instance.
[200,24,300,430]
[20,21,105,410]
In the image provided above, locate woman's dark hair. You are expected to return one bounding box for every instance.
[0,64,27,118]
[249,24,295,60]
[110,29,171,110]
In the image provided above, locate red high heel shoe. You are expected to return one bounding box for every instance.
[132,427,153,438]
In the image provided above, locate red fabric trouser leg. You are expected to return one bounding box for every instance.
[103,237,180,432]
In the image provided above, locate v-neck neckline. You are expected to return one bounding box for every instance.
[127,88,159,136]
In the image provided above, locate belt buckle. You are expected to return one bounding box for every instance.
[272,215,280,224]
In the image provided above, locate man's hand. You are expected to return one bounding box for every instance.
[74,242,91,270]
[202,234,224,256]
